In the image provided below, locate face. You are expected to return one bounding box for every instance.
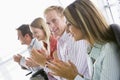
[30,27,45,41]
[17,30,26,44]
[67,22,83,41]
[45,10,66,37]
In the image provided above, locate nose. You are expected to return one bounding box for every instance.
[49,23,55,32]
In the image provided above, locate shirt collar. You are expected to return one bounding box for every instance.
[89,43,103,61]
[28,38,36,49]
[58,31,71,43]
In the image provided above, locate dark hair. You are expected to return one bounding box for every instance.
[16,24,33,39]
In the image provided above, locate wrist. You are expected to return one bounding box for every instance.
[72,73,83,80]
[67,73,78,80]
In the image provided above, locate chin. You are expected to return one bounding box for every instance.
[73,37,81,41]
[73,37,77,41]
[75,38,80,41]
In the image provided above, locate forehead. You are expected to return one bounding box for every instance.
[31,27,42,32]
[17,30,22,35]
[45,10,60,21]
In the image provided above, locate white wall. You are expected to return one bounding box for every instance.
[0,0,75,80]
[0,0,75,60]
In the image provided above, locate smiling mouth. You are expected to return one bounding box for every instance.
[52,29,58,34]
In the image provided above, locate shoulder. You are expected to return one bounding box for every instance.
[90,42,119,60]
[100,42,120,62]
[101,42,119,53]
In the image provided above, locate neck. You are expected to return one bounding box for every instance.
[26,39,32,46]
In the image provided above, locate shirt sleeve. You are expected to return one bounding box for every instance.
[74,75,90,80]
[74,75,84,80]
[19,57,28,69]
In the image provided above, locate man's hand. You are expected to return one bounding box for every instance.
[13,54,22,64]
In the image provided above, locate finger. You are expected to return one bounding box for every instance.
[54,57,60,62]
[17,54,21,57]
[50,60,62,67]
[26,57,32,60]
[38,48,47,56]
[46,61,60,72]
[13,55,16,58]
[68,60,77,71]
[31,49,39,57]
[31,48,37,54]
[48,72,58,76]
[53,59,68,67]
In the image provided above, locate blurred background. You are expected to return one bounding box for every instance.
[0,0,120,80]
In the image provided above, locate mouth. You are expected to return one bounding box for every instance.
[52,28,58,34]
[36,37,40,40]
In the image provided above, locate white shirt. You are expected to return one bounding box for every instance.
[56,31,91,80]
[19,38,43,73]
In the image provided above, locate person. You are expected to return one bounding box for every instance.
[45,0,120,80]
[30,17,57,80]
[30,17,57,59]
[31,6,91,80]
[13,24,46,80]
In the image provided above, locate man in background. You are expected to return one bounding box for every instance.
[13,24,47,80]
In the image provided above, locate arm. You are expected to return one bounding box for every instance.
[100,45,120,80]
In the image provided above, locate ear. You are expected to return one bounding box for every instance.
[24,34,29,38]
[24,34,31,41]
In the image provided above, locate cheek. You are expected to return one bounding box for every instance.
[69,27,75,35]
[33,34,38,38]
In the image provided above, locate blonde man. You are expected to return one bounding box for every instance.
[31,6,91,80]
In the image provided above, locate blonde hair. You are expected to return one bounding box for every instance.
[44,6,64,17]
[64,0,115,45]
[30,17,51,52]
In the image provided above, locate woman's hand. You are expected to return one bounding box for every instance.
[46,59,79,80]
[31,48,47,67]
[26,57,39,67]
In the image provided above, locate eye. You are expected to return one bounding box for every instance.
[47,22,50,25]
[33,31,37,34]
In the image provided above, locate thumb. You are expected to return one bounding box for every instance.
[68,60,78,73]
[68,60,77,71]
[54,56,60,62]
[17,54,22,57]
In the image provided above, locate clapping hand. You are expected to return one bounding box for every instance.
[13,54,22,64]
[31,48,48,67]
[26,57,40,67]
[46,58,79,80]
